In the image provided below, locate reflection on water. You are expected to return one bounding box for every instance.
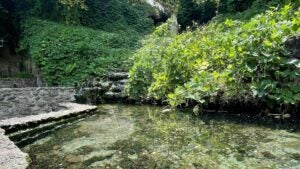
[22,104,300,169]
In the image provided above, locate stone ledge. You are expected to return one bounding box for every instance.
[0,87,74,91]
[0,103,97,169]
[0,128,29,169]
[0,103,97,129]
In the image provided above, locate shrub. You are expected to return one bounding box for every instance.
[127,4,300,109]
[19,19,138,86]
[16,0,155,86]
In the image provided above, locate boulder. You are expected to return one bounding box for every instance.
[111,84,124,93]
[284,35,300,59]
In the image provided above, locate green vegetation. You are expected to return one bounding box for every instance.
[1,0,299,113]
[156,0,296,29]
[127,2,300,111]
[19,19,139,85]
[177,0,217,29]
[14,0,154,85]
[216,0,300,21]
[80,0,154,32]
[218,0,254,13]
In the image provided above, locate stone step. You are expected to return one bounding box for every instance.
[110,84,124,92]
[0,103,97,134]
[107,72,129,81]
[103,91,126,100]
[75,72,129,104]
[8,112,95,147]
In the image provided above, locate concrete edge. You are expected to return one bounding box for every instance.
[0,103,97,169]
[0,87,74,90]
[0,103,97,128]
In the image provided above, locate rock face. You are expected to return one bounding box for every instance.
[0,87,75,120]
[75,72,129,104]
[284,35,300,59]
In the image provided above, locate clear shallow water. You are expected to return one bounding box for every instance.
[22,104,300,169]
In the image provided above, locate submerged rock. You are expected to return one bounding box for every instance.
[99,81,113,90]
[290,153,300,160]
[65,155,81,163]
[161,108,171,113]
[262,151,276,159]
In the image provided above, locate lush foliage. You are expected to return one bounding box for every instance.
[177,0,217,29]
[14,0,154,30]
[215,0,298,21]
[218,0,300,15]
[218,0,254,13]
[153,0,295,29]
[127,3,300,109]
[19,19,140,86]
[126,19,176,98]
[80,0,154,32]
[15,0,155,86]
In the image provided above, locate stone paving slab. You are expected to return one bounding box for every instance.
[0,103,97,169]
[0,103,97,128]
[0,128,29,169]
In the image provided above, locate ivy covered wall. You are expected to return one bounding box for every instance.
[0,0,157,85]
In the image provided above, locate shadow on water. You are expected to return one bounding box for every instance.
[22,104,300,169]
[182,108,300,133]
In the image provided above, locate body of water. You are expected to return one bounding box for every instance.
[23,104,300,169]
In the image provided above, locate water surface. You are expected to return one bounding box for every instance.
[23,104,300,169]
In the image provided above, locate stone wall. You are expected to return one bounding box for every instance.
[75,72,128,104]
[0,87,75,120]
[0,78,37,88]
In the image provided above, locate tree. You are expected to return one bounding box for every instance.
[58,0,86,8]
[10,0,87,24]
[58,0,87,24]
[0,3,6,37]
[0,0,17,42]
[218,0,253,13]
[177,0,217,29]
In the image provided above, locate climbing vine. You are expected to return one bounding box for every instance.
[17,0,154,86]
